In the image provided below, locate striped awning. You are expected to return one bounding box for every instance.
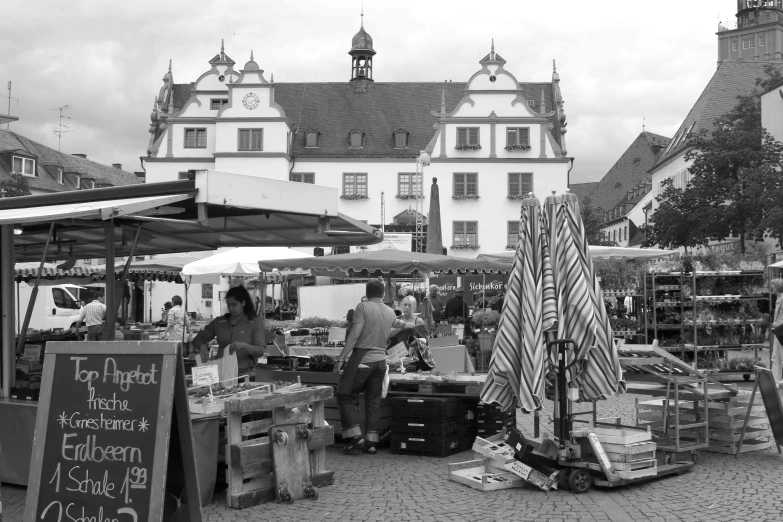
[14,262,104,283]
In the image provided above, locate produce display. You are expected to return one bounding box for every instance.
[188,382,265,399]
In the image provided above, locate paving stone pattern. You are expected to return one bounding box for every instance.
[2,384,782,522]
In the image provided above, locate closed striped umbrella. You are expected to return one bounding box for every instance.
[481,195,557,412]
[545,192,626,402]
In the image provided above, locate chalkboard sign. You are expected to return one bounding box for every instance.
[737,366,783,456]
[755,367,783,453]
[24,342,202,522]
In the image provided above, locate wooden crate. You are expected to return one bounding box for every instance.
[603,441,657,463]
[592,426,652,445]
[448,458,525,491]
[224,386,335,509]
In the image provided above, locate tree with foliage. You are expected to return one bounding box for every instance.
[580,195,615,246]
[0,173,32,198]
[646,67,783,254]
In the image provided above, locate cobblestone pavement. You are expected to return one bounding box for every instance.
[3,385,782,522]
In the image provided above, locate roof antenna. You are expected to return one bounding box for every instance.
[49,105,74,151]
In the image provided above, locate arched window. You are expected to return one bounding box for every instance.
[305,130,320,148]
[393,129,408,149]
[349,131,364,148]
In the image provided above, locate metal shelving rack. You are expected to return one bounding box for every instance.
[647,271,770,368]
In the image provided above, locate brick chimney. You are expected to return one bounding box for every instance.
[72,153,87,159]
[112,163,122,170]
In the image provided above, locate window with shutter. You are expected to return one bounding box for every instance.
[290,173,315,184]
[453,173,479,197]
[343,173,368,196]
[457,128,468,146]
[507,221,520,246]
[238,129,263,151]
[394,131,407,148]
[398,173,421,196]
[453,221,478,246]
[305,131,319,148]
[508,173,533,196]
[185,128,207,148]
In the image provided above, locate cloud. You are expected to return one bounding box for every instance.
[0,0,737,181]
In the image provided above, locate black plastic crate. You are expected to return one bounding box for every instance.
[391,396,462,421]
[477,426,505,438]
[391,418,464,437]
[391,431,464,457]
[477,416,516,428]
[462,400,479,423]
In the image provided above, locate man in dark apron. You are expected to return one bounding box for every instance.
[333,279,407,454]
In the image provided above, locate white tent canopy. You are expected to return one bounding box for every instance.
[180,247,311,284]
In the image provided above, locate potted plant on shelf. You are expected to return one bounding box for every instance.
[309,354,338,372]
[471,309,501,352]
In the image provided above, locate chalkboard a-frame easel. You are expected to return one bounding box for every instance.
[24,342,202,522]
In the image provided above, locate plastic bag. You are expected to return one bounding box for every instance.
[215,346,239,383]
[381,365,390,398]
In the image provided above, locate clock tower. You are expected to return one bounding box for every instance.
[717,0,783,63]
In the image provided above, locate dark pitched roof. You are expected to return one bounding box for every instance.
[587,131,670,213]
[0,130,142,193]
[272,82,559,158]
[167,80,561,159]
[569,181,599,204]
[653,60,783,169]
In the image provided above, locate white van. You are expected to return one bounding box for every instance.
[16,284,84,333]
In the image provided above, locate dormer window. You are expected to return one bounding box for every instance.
[73,174,81,189]
[393,130,408,149]
[349,131,364,149]
[82,179,95,190]
[56,168,63,184]
[12,156,36,177]
[305,131,320,148]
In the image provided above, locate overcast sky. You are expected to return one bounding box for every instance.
[0,0,741,183]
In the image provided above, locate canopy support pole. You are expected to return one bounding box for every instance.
[183,278,189,351]
[104,221,116,340]
[260,272,266,347]
[1,225,16,397]
[16,222,55,357]
[114,225,143,321]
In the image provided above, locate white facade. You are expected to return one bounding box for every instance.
[143,39,571,257]
[762,84,783,143]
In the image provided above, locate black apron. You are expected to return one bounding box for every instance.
[336,348,372,395]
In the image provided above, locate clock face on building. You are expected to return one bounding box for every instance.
[242,92,260,110]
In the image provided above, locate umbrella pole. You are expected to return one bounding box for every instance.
[16,281,20,333]
[182,278,189,351]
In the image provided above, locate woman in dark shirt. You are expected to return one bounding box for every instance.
[193,286,266,378]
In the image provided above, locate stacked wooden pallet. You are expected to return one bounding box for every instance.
[635,392,773,455]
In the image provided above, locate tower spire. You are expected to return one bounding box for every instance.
[361,1,364,28]
[250,50,254,61]
[168,59,172,73]
[221,38,225,60]
[491,38,495,60]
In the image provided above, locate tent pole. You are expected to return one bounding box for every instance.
[104,221,116,340]
[16,222,55,356]
[114,225,142,320]
[183,278,189,351]
[16,281,20,333]
[260,272,266,347]
[1,225,16,398]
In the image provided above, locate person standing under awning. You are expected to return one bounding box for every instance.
[73,291,106,341]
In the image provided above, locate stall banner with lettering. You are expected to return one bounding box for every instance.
[24,342,201,522]
[428,274,507,306]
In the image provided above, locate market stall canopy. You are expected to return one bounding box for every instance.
[0,170,383,262]
[768,260,783,268]
[181,247,311,284]
[92,253,210,283]
[476,246,676,265]
[257,249,510,276]
[13,262,104,283]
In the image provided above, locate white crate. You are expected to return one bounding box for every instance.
[471,432,515,468]
[448,458,526,491]
[592,426,651,445]
[603,441,657,463]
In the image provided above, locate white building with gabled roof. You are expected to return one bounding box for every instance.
[142,25,571,256]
